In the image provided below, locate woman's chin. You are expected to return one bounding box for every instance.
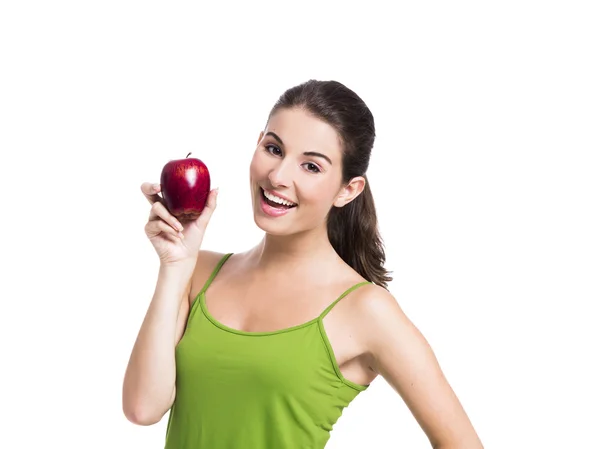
[253,214,294,236]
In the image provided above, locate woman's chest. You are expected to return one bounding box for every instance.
[201,281,368,375]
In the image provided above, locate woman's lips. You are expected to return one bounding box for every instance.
[259,187,296,217]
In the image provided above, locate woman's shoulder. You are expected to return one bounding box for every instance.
[340,276,391,312]
[196,249,230,271]
[348,282,413,351]
[323,262,388,313]
[187,250,231,304]
[332,266,399,327]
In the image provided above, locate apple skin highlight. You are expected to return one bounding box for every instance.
[160,153,211,221]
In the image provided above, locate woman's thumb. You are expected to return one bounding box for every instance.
[195,188,218,228]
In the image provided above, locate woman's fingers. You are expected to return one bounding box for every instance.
[141,182,163,206]
[195,188,218,229]
[145,217,184,241]
[142,181,216,237]
[149,200,184,234]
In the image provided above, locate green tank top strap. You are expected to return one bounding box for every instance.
[319,281,372,319]
[200,252,234,295]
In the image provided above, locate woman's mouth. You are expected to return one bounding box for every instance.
[259,187,297,217]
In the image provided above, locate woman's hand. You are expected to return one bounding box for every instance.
[141,182,218,266]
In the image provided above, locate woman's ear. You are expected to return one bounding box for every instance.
[256,131,264,145]
[333,176,366,208]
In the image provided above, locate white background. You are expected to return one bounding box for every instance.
[1,1,599,448]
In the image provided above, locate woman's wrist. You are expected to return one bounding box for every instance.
[158,259,196,279]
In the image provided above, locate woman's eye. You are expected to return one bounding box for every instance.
[264,144,320,173]
[303,163,321,173]
[265,144,282,156]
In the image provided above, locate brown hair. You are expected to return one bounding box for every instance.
[267,79,393,289]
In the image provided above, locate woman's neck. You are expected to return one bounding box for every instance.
[250,226,339,274]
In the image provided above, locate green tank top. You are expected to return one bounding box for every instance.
[164,253,372,448]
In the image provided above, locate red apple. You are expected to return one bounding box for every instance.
[160,152,211,221]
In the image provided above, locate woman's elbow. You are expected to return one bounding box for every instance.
[123,404,165,426]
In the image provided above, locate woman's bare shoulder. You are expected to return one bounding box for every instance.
[196,249,229,269]
[187,250,230,305]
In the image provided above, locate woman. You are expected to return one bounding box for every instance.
[123,80,483,448]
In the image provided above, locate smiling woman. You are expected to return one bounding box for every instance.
[122,79,484,449]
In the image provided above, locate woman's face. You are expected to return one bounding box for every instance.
[249,107,359,236]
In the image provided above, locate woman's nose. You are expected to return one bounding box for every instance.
[268,161,293,187]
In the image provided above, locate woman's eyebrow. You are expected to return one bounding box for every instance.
[303,151,332,165]
[266,131,284,146]
[265,131,333,165]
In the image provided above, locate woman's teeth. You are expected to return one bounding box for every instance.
[263,189,297,207]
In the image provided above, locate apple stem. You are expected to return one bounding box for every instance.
[186,152,192,158]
